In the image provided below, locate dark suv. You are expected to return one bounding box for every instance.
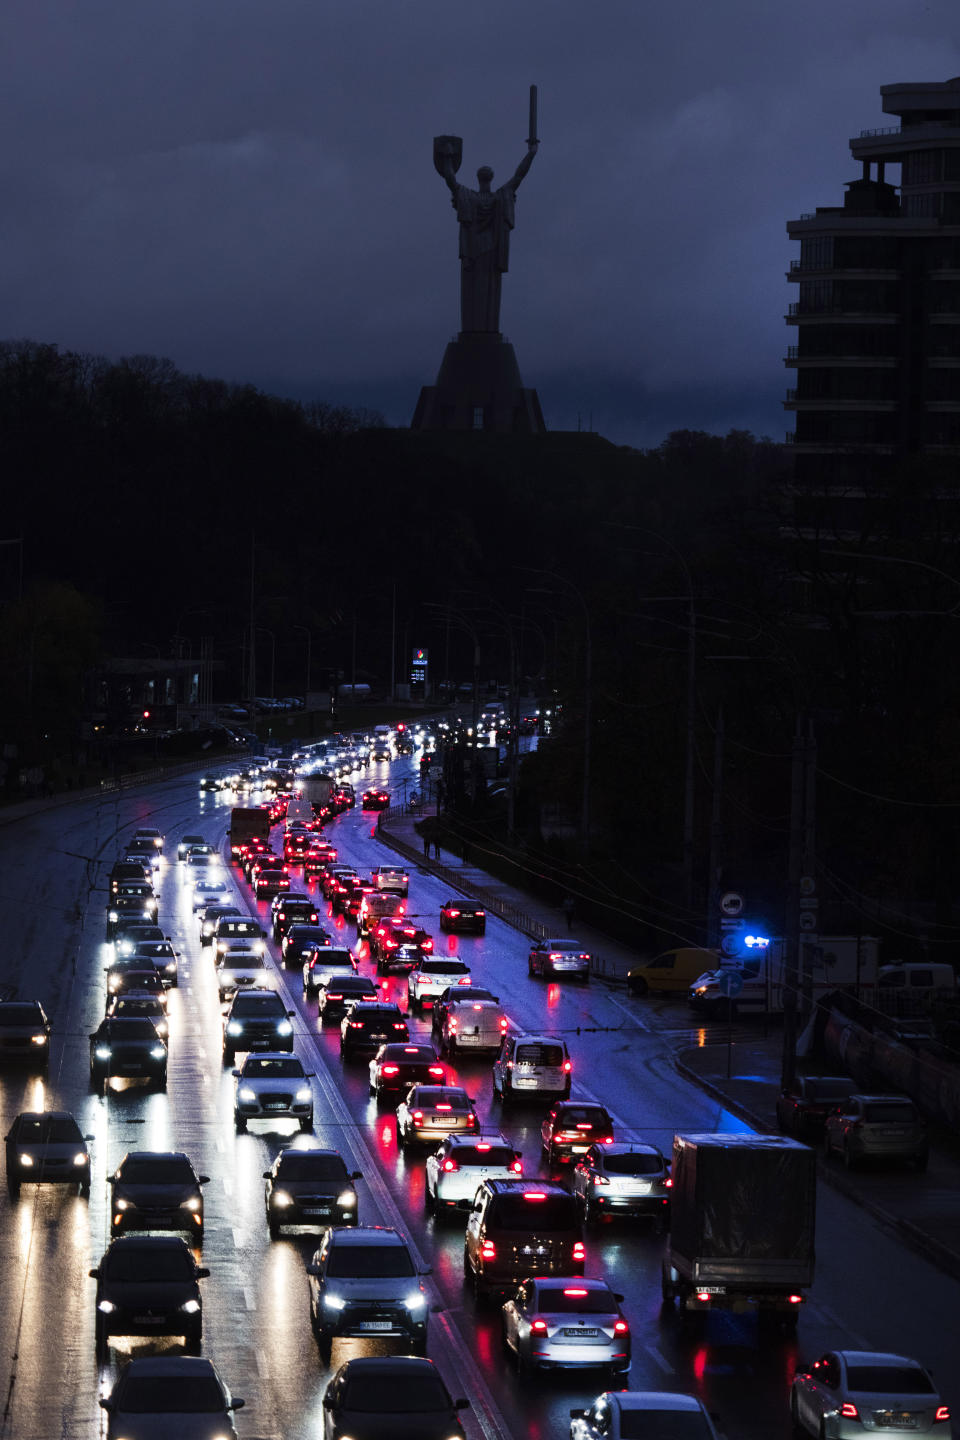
[90,1235,209,1358]
[271,894,320,944]
[222,988,295,1063]
[306,1226,430,1361]
[339,1002,408,1059]
[0,1001,51,1071]
[463,1180,585,1300]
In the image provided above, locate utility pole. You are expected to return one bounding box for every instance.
[782,717,806,1090]
[683,599,696,912]
[247,532,256,715]
[706,708,725,949]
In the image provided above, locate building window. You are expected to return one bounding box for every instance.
[472,407,484,430]
[800,236,834,270]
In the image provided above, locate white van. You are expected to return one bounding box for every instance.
[492,1033,571,1104]
[879,963,957,997]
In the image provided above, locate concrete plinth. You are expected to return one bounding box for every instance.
[411,332,545,434]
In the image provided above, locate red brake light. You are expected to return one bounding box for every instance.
[422,939,433,952]
[664,1176,673,1188]
[840,1404,859,1420]
[475,1143,491,1151]
[572,1241,585,1260]
[442,1159,458,1172]
[525,1192,546,1201]
[348,1020,363,1028]
[510,1158,523,1173]
[382,1065,399,1075]
[696,1291,712,1303]
[613,1319,629,1334]
[457,976,470,985]
[436,1103,451,1111]
[530,1318,549,1334]
[429,1066,445,1076]
[447,909,460,918]
[935,1407,951,1423]
[412,1111,423,1122]
[576,1123,592,1130]
[480,1240,496,1259]
[563,1288,588,1296]
[563,1060,572,1072]
[787,1294,803,1305]
[326,992,343,1002]
[602,1136,614,1144]
[392,1022,406,1030]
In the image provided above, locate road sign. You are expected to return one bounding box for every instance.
[719,892,744,917]
[800,876,817,897]
[719,931,743,958]
[717,970,744,997]
[799,912,817,932]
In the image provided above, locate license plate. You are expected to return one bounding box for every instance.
[370,1032,387,1041]
[357,1320,392,1331]
[570,1145,589,1153]
[265,1102,287,1110]
[563,1327,599,1337]
[134,1315,163,1325]
[303,1207,331,1216]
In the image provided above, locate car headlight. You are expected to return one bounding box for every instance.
[238,1087,257,1102]
[227,1022,242,1035]
[271,1190,293,1208]
[180,1299,201,1314]
[150,1046,167,1060]
[184,1197,201,1212]
[108,911,119,922]
[323,1294,345,1310]
[276,1020,293,1036]
[95,1046,112,1059]
[165,960,176,973]
[97,1300,116,1314]
[336,1190,356,1207]
[253,940,264,954]
[115,1198,130,1210]
[404,1293,426,1309]
[295,1087,311,1103]
[30,1034,47,1045]
[216,941,226,952]
[18,1153,34,1167]
[73,1153,88,1166]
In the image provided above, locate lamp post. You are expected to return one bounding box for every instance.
[292,625,312,709]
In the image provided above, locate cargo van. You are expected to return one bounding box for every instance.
[492,1033,571,1103]
[879,962,957,997]
[627,947,718,996]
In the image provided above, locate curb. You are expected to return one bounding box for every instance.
[674,1054,960,1284]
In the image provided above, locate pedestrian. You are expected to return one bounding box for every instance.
[433,837,441,860]
[423,830,430,857]
[562,893,575,931]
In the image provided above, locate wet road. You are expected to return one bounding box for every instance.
[0,755,957,1439]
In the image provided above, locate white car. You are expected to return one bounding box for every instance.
[502,1277,630,1375]
[216,949,273,1002]
[570,1392,722,1440]
[790,1351,950,1438]
[192,879,230,912]
[233,1053,314,1133]
[406,959,472,1013]
[435,996,507,1056]
[133,827,164,854]
[424,1133,522,1215]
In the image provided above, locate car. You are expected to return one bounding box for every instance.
[105,951,168,997]
[233,1051,314,1132]
[199,775,223,791]
[106,885,158,937]
[282,922,334,968]
[357,890,406,938]
[109,1151,209,1241]
[396,1084,479,1147]
[271,892,320,942]
[361,787,390,809]
[90,1234,208,1358]
[184,845,218,869]
[215,948,273,1002]
[823,1094,929,1170]
[303,946,358,999]
[306,1225,430,1361]
[371,864,409,896]
[529,937,592,982]
[108,968,169,1009]
[90,1017,168,1092]
[435,995,508,1057]
[114,919,167,955]
[99,1356,243,1440]
[431,985,500,1037]
[369,1043,446,1104]
[340,880,377,923]
[320,1356,470,1440]
[542,1103,615,1166]
[0,1000,50,1070]
[407,957,471,1012]
[776,1075,861,1137]
[177,833,208,861]
[304,843,338,876]
[132,827,164,854]
[502,1276,630,1375]
[128,938,180,987]
[222,988,295,1062]
[570,1391,723,1440]
[5,1111,91,1199]
[493,1033,572,1104]
[199,903,243,946]
[251,856,290,897]
[571,1142,671,1226]
[790,1350,951,1438]
[322,865,360,904]
[109,859,152,892]
[464,1180,585,1299]
[372,917,434,969]
[340,1002,409,1059]
[439,899,487,935]
[264,1146,362,1236]
[424,1133,522,1215]
[126,836,162,871]
[104,992,169,1040]
[317,973,381,1023]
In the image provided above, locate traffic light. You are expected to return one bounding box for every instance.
[142,709,151,720]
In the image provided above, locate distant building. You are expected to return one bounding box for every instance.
[785,76,960,540]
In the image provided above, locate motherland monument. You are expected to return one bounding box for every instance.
[411,86,546,434]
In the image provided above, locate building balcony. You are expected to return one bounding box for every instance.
[785,438,896,453]
[787,304,898,323]
[785,349,897,365]
[785,394,897,411]
[788,263,899,279]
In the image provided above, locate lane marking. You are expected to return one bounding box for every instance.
[647,1344,675,1374]
[232,1227,245,1248]
[244,1285,257,1311]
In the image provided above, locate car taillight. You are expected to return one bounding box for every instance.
[510,1157,523,1173]
[412,1111,423,1122]
[696,1291,712,1303]
[422,940,433,952]
[457,976,470,985]
[382,1065,399,1075]
[602,1136,614,1144]
[429,1066,445,1077]
[278,913,286,921]
[530,1318,549,1334]
[935,1407,951,1423]
[326,993,343,1002]
[442,1159,458,1172]
[480,1240,496,1259]
[787,1294,804,1305]
[447,909,460,918]
[840,1404,859,1420]
[348,1020,363,1028]
[499,1017,508,1031]
[613,1319,629,1334]
[549,952,561,961]
[392,1022,407,1031]
[563,1060,572,1072]
[664,1176,673,1188]
[572,1242,585,1260]
[448,1018,458,1031]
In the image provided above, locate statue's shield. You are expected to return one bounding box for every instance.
[433,135,462,176]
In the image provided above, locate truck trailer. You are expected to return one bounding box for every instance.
[227,806,272,863]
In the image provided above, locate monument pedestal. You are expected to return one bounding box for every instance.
[412,332,545,434]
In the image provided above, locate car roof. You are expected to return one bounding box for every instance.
[334,1355,441,1379]
[510,1032,569,1047]
[596,1141,661,1156]
[118,1150,194,1164]
[611,1393,707,1413]
[533,1276,613,1293]
[409,1086,468,1100]
[107,1234,192,1252]
[328,1225,404,1246]
[117,1356,221,1379]
[14,1110,77,1123]
[241,1051,303,1064]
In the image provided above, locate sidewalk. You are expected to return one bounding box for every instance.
[379,806,960,1283]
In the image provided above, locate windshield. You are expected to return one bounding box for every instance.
[326,1245,415,1278]
[118,1377,225,1413]
[421,962,469,975]
[493,1196,578,1231]
[277,1154,347,1181]
[602,1152,663,1175]
[0,1005,43,1024]
[219,922,260,938]
[539,1288,617,1314]
[456,1146,514,1166]
[619,1414,714,1439]
[556,1108,609,1127]
[845,1366,933,1394]
[234,995,285,1014]
[106,1249,195,1282]
[341,1376,449,1412]
[221,955,266,969]
[118,1158,195,1184]
[863,1103,918,1123]
[105,1019,161,1038]
[516,1045,564,1066]
[243,1058,302,1078]
[18,1117,82,1144]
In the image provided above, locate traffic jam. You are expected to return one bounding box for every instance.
[0,720,955,1440]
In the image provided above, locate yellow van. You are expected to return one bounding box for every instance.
[627,947,719,997]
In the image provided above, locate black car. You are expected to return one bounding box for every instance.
[281,923,333,969]
[90,1235,209,1358]
[5,1111,91,1199]
[128,939,180,987]
[99,1356,243,1438]
[271,893,320,943]
[109,1151,209,1242]
[114,921,167,956]
[776,1075,860,1137]
[0,1000,51,1071]
[439,899,487,935]
[223,988,295,1063]
[321,1357,469,1440]
[109,970,168,1009]
[90,1017,168,1093]
[317,974,380,1023]
[368,1043,447,1105]
[263,1147,362,1236]
[106,888,157,938]
[109,860,152,892]
[105,953,166,998]
[339,1002,409,1059]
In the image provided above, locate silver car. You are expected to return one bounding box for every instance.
[233,1052,314,1133]
[570,1392,722,1440]
[424,1133,522,1215]
[502,1277,630,1375]
[791,1350,950,1438]
[570,1142,671,1227]
[822,1094,928,1170]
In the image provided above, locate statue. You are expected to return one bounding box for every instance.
[434,86,539,334]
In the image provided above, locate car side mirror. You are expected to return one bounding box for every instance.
[305,1072,315,1078]
[570,1410,587,1420]
[196,1267,211,1279]
[350,1170,362,1180]
[430,1303,443,1313]
[232,1070,240,1078]
[306,1263,322,1277]
[287,1010,295,1018]
[84,1134,95,1143]
[198,1176,211,1185]
[99,1399,114,1412]
[455,1398,470,1410]
[88,1268,100,1279]
[322,1393,334,1409]
[418,1266,433,1276]
[614,1292,624,1303]
[262,1171,272,1180]
[229,1399,245,1411]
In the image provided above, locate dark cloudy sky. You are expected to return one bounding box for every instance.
[2,1,958,448]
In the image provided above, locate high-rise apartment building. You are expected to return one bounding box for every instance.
[785,77,960,532]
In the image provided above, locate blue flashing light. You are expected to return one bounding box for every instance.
[744,934,770,949]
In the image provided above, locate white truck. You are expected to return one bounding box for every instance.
[688,935,879,1015]
[298,773,333,813]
